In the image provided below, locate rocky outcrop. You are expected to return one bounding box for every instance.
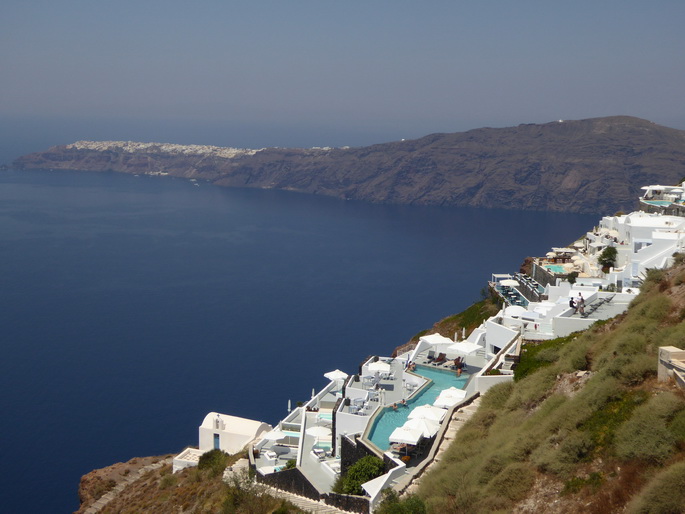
[14,116,685,214]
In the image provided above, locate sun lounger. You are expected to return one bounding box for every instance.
[432,353,447,365]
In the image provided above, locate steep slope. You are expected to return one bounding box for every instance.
[414,262,685,513]
[14,116,685,214]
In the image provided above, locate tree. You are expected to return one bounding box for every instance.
[339,455,385,495]
[598,246,618,269]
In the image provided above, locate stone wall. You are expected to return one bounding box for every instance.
[254,467,320,502]
[322,492,370,514]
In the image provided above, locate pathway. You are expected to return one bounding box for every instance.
[83,457,173,514]
[223,459,351,514]
[402,396,482,495]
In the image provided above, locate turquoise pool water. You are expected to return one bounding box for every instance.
[545,264,566,274]
[643,200,673,206]
[366,366,469,451]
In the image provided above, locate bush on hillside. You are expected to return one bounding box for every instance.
[488,462,536,501]
[479,381,515,410]
[198,449,230,478]
[668,409,685,442]
[615,396,678,464]
[627,461,685,513]
[376,490,427,514]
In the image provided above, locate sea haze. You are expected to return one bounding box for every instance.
[0,169,599,512]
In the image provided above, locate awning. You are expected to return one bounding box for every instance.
[446,341,482,355]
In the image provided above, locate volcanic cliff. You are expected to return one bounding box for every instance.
[13,116,685,214]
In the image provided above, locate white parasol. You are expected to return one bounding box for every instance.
[323,369,348,381]
[305,426,331,437]
[389,426,423,445]
[433,388,467,408]
[368,361,391,373]
[408,404,447,422]
[403,418,440,438]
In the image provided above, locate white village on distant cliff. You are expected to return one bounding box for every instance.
[171,183,685,513]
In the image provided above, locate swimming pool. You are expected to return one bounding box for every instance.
[643,200,673,206]
[366,366,469,451]
[544,264,566,274]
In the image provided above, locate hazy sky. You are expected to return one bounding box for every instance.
[2,1,684,161]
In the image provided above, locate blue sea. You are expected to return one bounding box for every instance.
[0,169,599,512]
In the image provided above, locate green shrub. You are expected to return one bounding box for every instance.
[615,397,677,464]
[159,473,178,490]
[580,390,648,451]
[339,455,385,495]
[668,409,685,442]
[673,252,685,266]
[515,336,574,381]
[633,295,672,322]
[488,463,535,501]
[617,354,657,386]
[614,333,649,355]
[506,367,557,410]
[479,381,514,410]
[627,461,685,513]
[563,472,604,495]
[198,449,230,478]
[598,246,618,269]
[574,374,624,410]
[376,490,427,514]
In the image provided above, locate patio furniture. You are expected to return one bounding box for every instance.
[263,450,278,462]
[432,353,447,365]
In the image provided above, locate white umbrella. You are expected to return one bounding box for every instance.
[389,426,423,445]
[368,361,391,373]
[403,418,440,438]
[324,369,348,381]
[434,388,467,408]
[263,429,287,441]
[447,341,482,355]
[305,426,331,438]
[287,399,291,413]
[504,305,527,317]
[500,279,519,287]
[408,404,447,422]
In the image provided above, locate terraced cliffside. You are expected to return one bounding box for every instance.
[14,116,685,214]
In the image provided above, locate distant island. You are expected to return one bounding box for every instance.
[13,116,685,214]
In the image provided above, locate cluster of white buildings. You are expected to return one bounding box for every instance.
[172,182,685,512]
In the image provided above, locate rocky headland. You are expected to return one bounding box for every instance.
[14,116,685,214]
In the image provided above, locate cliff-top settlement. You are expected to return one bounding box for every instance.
[66,140,263,158]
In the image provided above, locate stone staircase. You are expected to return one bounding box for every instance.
[403,396,482,495]
[223,459,351,514]
[83,457,173,514]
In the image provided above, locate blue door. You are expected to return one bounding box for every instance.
[214,433,220,450]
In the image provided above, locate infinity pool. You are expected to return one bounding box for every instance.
[366,365,469,451]
[545,264,566,274]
